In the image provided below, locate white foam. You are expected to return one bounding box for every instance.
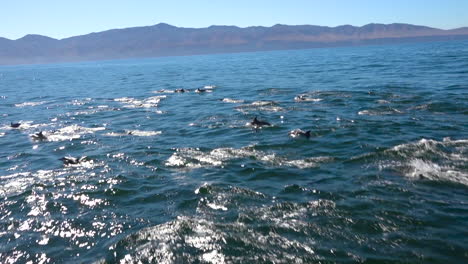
[165,146,331,169]
[1,121,49,130]
[104,130,161,137]
[46,125,105,141]
[251,101,276,106]
[288,129,308,138]
[385,138,468,185]
[222,98,244,103]
[202,250,225,264]
[110,192,332,263]
[206,202,228,211]
[407,159,468,185]
[15,101,46,107]
[114,96,165,108]
[358,108,403,115]
[127,130,162,136]
[377,100,390,104]
[152,89,174,94]
[236,100,284,113]
[69,98,92,106]
[294,96,322,102]
[103,132,125,137]
[0,170,66,197]
[285,157,332,169]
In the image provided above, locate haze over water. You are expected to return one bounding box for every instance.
[1,40,467,263]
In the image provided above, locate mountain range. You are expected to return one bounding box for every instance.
[1,23,468,65]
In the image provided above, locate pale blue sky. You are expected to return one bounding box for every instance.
[2,0,467,40]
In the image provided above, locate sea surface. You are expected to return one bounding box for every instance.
[1,40,467,263]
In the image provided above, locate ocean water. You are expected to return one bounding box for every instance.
[0,40,467,263]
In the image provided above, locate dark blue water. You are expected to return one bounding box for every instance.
[1,40,467,263]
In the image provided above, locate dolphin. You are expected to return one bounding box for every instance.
[10,122,21,128]
[289,129,311,139]
[294,94,307,101]
[195,88,207,93]
[31,131,47,141]
[251,116,271,127]
[175,88,186,93]
[59,156,87,165]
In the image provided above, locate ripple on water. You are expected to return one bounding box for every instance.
[0,158,107,197]
[110,184,332,263]
[1,40,468,263]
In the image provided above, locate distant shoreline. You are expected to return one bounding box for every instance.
[1,23,468,66]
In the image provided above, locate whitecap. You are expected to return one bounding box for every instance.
[103,132,127,137]
[152,89,174,94]
[382,138,468,186]
[104,130,161,137]
[406,159,468,185]
[165,146,331,169]
[46,125,105,142]
[251,101,277,106]
[115,96,166,108]
[126,130,162,137]
[285,157,333,169]
[15,101,47,107]
[294,95,322,102]
[206,202,228,211]
[222,98,244,103]
[358,108,403,115]
[377,100,390,104]
[236,100,284,113]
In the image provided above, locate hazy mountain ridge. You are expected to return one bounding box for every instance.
[1,23,468,65]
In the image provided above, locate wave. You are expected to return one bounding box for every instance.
[69,98,93,106]
[221,98,244,103]
[14,101,47,107]
[104,130,162,137]
[376,100,390,104]
[153,89,175,94]
[358,108,403,115]
[294,94,323,102]
[235,100,284,113]
[0,160,105,197]
[111,184,333,263]
[114,96,166,108]
[374,138,468,186]
[44,125,105,141]
[0,121,49,130]
[165,146,332,169]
